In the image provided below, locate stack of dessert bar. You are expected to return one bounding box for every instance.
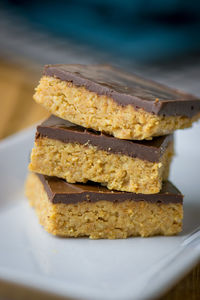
[25,64,200,239]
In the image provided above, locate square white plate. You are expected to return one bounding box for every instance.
[0,123,200,300]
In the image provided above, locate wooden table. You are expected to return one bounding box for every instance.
[0,59,199,300]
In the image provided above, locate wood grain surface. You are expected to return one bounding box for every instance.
[0,59,199,300]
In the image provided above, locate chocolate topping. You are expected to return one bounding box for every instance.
[37,173,183,205]
[36,115,173,162]
[44,64,200,117]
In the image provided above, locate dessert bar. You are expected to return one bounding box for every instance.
[33,64,200,140]
[25,173,183,239]
[29,115,174,193]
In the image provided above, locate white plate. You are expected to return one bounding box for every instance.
[0,123,200,300]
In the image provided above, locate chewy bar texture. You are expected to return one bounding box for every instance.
[33,64,200,140]
[29,115,174,194]
[25,173,183,239]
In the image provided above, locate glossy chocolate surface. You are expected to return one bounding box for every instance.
[36,115,173,162]
[37,173,183,204]
[44,64,200,117]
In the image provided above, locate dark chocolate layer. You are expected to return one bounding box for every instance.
[37,173,183,205]
[36,115,173,162]
[44,64,200,117]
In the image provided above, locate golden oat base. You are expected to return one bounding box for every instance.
[33,76,200,140]
[29,138,173,194]
[25,173,183,239]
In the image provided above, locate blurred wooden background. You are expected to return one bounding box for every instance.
[0,59,48,139]
[0,58,199,300]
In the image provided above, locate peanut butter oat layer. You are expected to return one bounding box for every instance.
[25,173,183,239]
[29,115,174,194]
[33,64,200,140]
